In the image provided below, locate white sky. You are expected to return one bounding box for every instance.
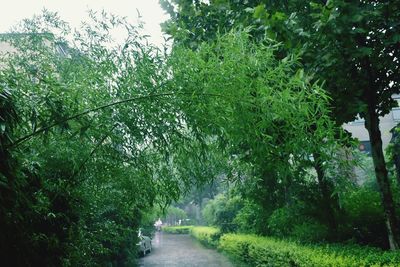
[0,0,170,46]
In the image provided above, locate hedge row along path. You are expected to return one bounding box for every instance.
[139,231,233,267]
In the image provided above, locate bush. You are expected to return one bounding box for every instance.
[190,226,221,248]
[202,194,243,233]
[267,203,329,242]
[233,201,269,234]
[218,234,400,267]
[291,220,329,243]
[267,206,296,237]
[162,226,193,234]
[166,226,221,247]
[342,187,387,247]
[163,226,193,234]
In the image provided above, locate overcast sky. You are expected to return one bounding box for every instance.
[0,0,170,46]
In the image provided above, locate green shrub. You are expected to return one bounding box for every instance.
[291,220,329,243]
[218,234,400,267]
[162,226,193,234]
[266,203,329,242]
[190,226,221,248]
[233,201,269,234]
[267,206,296,237]
[342,187,387,247]
[202,194,243,233]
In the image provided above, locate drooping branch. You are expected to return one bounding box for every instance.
[9,92,228,148]
[50,123,118,204]
[73,123,118,179]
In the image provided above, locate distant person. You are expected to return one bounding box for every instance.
[154,218,162,231]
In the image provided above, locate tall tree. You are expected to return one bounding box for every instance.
[161,0,400,249]
[301,0,400,249]
[161,0,341,235]
[167,30,340,235]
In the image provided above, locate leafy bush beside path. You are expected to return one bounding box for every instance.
[162,226,193,234]
[218,234,400,267]
[190,227,220,248]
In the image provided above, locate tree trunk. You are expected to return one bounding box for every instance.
[313,152,337,234]
[365,106,400,250]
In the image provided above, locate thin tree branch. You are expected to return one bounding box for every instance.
[50,123,118,204]
[9,92,228,148]
[73,123,118,179]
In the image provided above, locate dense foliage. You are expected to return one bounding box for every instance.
[182,226,400,266]
[1,0,400,265]
[201,176,398,248]
[162,0,400,249]
[163,226,193,234]
[168,29,344,238]
[190,226,220,248]
[219,234,400,267]
[0,11,219,266]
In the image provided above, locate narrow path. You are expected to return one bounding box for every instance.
[139,231,234,267]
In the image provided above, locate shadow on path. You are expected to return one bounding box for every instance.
[139,231,234,267]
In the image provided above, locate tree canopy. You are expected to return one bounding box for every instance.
[1,2,400,265]
[161,0,400,250]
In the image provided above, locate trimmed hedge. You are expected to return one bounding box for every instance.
[190,227,221,248]
[218,234,400,267]
[162,226,193,234]
[163,226,221,247]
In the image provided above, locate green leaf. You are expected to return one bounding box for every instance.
[253,4,266,19]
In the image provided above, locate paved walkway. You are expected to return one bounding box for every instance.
[138,232,234,267]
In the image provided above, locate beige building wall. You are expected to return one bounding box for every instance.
[343,95,400,151]
[0,35,58,56]
[0,41,17,53]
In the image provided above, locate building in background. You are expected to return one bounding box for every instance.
[0,33,70,58]
[343,95,400,155]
